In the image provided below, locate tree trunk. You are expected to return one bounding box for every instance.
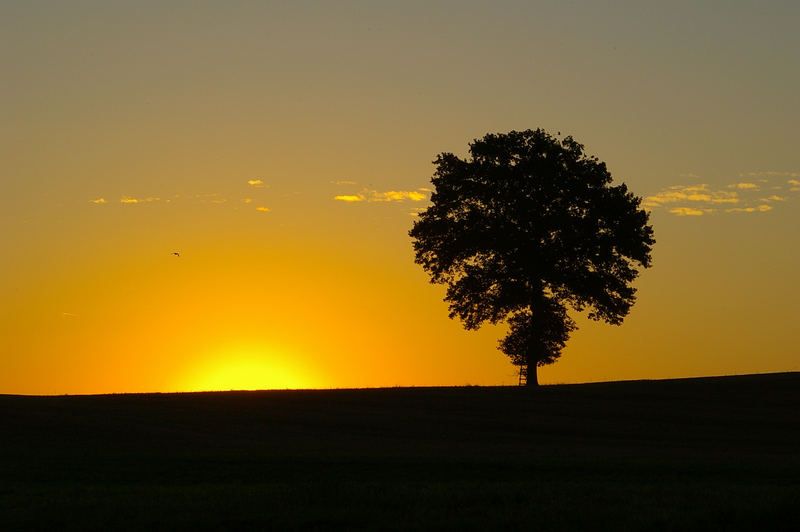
[526,363,539,387]
[527,288,543,387]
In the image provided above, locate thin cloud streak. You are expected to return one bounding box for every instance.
[372,190,427,202]
[669,207,707,216]
[334,194,365,202]
[92,191,257,209]
[334,188,429,203]
[646,174,798,216]
[726,205,772,213]
[742,171,800,179]
[117,196,163,204]
[643,184,739,210]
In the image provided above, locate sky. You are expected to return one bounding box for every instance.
[2,1,798,394]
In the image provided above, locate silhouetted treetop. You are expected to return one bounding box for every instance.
[410,129,654,385]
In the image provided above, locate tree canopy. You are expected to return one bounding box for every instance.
[409,129,655,385]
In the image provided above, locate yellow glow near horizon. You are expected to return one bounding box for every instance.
[177,343,317,392]
[2,3,799,395]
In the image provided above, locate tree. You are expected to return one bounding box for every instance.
[409,129,654,386]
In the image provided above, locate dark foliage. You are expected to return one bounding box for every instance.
[410,129,654,379]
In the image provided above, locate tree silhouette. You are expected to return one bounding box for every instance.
[410,129,654,386]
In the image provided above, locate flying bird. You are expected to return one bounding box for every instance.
[172,251,180,257]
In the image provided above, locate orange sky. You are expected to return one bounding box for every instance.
[2,2,799,394]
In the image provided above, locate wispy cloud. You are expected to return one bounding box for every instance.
[643,184,739,211]
[725,205,772,213]
[94,191,244,208]
[331,180,357,185]
[334,194,365,202]
[119,196,161,204]
[742,171,800,179]
[94,190,289,211]
[370,190,427,202]
[255,206,271,212]
[645,173,799,216]
[248,179,265,187]
[334,188,429,203]
[195,193,228,204]
[669,207,708,216]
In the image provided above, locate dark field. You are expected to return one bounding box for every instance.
[2,373,799,530]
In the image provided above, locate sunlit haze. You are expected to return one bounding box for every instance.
[2,1,798,394]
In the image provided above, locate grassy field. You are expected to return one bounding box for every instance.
[2,372,799,530]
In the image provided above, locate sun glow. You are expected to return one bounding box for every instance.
[178,343,316,392]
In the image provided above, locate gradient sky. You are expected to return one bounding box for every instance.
[2,1,799,394]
